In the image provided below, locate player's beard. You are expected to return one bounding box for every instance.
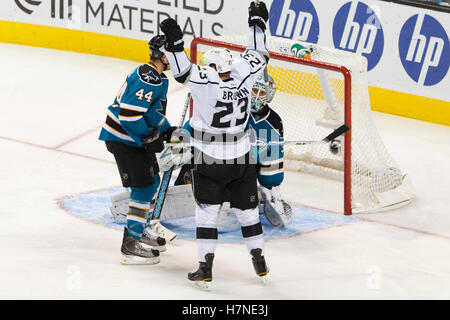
[161,56,171,71]
[163,61,170,71]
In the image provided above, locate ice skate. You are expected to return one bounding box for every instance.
[120,228,160,265]
[140,226,167,252]
[187,253,214,291]
[250,248,269,284]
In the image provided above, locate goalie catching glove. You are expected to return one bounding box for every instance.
[259,185,293,228]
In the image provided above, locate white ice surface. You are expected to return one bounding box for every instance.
[0,43,449,300]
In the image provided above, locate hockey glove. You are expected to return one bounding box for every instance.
[160,18,185,52]
[248,1,269,31]
[157,145,192,172]
[162,126,178,142]
[162,126,191,144]
[142,127,164,153]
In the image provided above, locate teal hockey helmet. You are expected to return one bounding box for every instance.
[251,73,276,113]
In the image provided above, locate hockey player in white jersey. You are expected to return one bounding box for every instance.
[159,1,270,288]
[172,74,294,229]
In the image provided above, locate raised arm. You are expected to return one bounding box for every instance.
[159,18,192,85]
[159,18,221,109]
[246,1,270,64]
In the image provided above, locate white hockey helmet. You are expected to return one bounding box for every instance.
[202,48,233,74]
[251,73,276,113]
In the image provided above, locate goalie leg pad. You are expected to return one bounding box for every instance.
[263,199,293,228]
[110,191,130,223]
[217,202,241,232]
[160,184,197,220]
[110,184,197,222]
[149,219,177,242]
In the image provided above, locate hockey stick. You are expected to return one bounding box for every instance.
[151,93,191,226]
[284,124,349,146]
[245,123,349,147]
[165,124,349,147]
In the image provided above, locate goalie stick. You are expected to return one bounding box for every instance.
[247,124,349,147]
[282,123,349,146]
[151,93,191,226]
[166,124,350,147]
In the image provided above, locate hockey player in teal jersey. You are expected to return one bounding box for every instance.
[248,73,284,188]
[247,73,293,228]
[99,35,177,265]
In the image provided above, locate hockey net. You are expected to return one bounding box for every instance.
[189,35,415,215]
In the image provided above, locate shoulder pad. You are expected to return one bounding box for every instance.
[137,64,162,85]
[266,107,284,137]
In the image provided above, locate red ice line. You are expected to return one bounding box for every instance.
[0,86,187,164]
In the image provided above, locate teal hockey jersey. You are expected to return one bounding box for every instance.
[248,105,284,189]
[99,63,171,148]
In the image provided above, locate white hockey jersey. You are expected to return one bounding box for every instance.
[163,26,268,160]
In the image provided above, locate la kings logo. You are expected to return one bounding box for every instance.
[269,0,319,43]
[399,14,449,86]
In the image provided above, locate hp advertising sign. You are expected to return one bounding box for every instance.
[399,14,449,87]
[269,0,319,43]
[333,1,384,71]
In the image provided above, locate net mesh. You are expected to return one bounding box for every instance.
[192,35,415,213]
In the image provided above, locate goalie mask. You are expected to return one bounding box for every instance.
[251,73,276,113]
[202,48,233,74]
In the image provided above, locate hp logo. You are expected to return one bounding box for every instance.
[269,0,319,43]
[333,1,384,71]
[399,14,449,86]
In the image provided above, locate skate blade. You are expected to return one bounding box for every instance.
[120,255,160,265]
[189,280,211,291]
